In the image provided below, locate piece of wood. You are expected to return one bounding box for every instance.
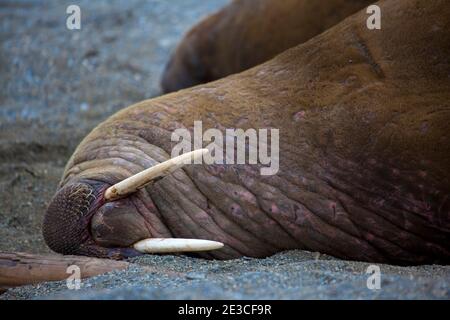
[0,252,129,290]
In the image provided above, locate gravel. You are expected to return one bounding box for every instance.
[2,251,450,299]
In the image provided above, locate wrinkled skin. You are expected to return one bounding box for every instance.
[161,0,374,93]
[43,0,450,265]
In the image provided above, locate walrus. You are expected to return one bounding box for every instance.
[161,0,374,93]
[43,0,450,265]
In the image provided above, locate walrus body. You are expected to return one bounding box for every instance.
[161,0,374,93]
[44,0,450,264]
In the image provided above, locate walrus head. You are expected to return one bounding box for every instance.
[43,149,223,259]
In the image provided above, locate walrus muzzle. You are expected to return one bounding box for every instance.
[43,149,223,259]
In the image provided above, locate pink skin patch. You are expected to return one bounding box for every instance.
[329,202,337,219]
[293,111,306,122]
[271,203,279,214]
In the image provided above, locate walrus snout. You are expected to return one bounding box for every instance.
[90,197,152,248]
[43,180,142,259]
[43,149,223,259]
[43,181,105,255]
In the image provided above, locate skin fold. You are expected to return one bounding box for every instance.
[43,0,450,265]
[161,0,374,93]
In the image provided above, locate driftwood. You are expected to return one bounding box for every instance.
[0,252,129,292]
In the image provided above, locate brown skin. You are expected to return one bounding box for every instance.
[161,0,374,93]
[43,0,450,265]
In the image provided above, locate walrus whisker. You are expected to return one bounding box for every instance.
[133,238,224,253]
[104,148,208,201]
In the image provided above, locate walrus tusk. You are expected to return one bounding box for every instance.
[104,148,208,201]
[133,238,224,253]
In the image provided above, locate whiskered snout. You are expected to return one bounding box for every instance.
[43,149,224,259]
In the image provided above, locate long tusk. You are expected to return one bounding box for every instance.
[104,148,208,201]
[133,238,224,253]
